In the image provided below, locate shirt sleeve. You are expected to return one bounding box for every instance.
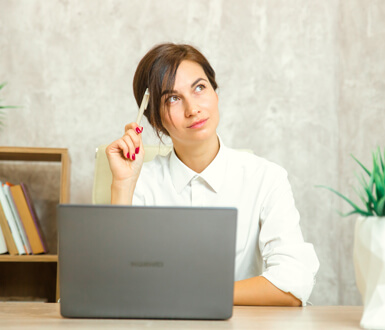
[258,166,319,306]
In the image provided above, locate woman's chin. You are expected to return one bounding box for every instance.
[189,126,216,137]
[170,130,215,146]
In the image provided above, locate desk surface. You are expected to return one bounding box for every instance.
[0,303,363,329]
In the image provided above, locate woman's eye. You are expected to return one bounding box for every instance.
[195,84,206,92]
[167,96,179,104]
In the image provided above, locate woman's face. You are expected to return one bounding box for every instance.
[160,60,219,147]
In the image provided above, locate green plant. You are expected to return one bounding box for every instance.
[0,82,17,129]
[318,147,385,217]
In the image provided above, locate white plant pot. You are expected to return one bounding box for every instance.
[354,216,385,329]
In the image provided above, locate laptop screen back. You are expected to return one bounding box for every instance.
[57,204,237,320]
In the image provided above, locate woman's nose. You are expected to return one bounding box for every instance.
[184,98,200,117]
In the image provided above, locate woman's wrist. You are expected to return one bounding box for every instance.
[111,177,138,205]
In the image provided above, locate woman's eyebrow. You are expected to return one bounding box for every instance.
[161,89,176,97]
[191,78,207,87]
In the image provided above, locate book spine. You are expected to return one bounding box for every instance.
[2,184,32,254]
[20,183,47,253]
[11,184,45,254]
[0,219,7,254]
[0,202,18,255]
[0,182,25,254]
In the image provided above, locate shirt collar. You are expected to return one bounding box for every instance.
[169,135,227,194]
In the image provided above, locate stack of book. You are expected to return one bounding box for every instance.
[0,181,47,255]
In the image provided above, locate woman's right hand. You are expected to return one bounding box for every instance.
[105,123,145,185]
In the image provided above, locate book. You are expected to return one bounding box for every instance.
[0,216,7,254]
[21,183,47,253]
[0,182,25,254]
[3,183,32,254]
[0,202,18,255]
[10,184,45,254]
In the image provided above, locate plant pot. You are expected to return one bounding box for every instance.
[353,216,385,329]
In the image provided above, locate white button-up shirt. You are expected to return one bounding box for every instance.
[133,138,320,305]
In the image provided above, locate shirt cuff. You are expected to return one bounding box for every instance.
[261,243,319,306]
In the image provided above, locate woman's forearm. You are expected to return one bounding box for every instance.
[233,276,301,306]
[110,179,136,205]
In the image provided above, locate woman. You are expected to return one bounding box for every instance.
[106,43,319,306]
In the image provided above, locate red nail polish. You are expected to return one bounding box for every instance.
[140,126,144,133]
[132,154,136,160]
[136,127,141,134]
[135,147,139,154]
[126,152,130,158]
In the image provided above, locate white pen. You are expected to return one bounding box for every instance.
[136,88,150,125]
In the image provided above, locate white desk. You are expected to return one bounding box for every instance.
[0,303,363,329]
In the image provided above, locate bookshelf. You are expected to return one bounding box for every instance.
[0,147,70,302]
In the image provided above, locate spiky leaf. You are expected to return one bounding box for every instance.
[317,147,385,218]
[376,195,385,216]
[316,185,372,216]
[351,153,371,177]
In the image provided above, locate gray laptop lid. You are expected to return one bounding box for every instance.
[57,204,237,320]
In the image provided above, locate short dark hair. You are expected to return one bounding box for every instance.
[133,43,218,138]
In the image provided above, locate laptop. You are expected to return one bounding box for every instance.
[57,204,237,320]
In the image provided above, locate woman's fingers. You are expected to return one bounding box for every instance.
[116,139,130,159]
[105,122,145,185]
[124,126,143,158]
[122,133,137,160]
[105,122,144,163]
[124,123,144,135]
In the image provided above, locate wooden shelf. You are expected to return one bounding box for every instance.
[0,147,70,204]
[0,147,65,161]
[0,147,70,302]
[0,255,58,262]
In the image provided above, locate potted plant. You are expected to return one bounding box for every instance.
[0,82,17,129]
[319,148,385,329]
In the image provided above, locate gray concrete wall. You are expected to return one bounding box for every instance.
[0,0,384,305]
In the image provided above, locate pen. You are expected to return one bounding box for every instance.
[136,88,150,125]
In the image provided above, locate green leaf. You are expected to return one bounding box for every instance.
[318,148,385,218]
[0,105,18,109]
[356,173,376,210]
[316,185,372,216]
[353,186,372,213]
[374,172,385,201]
[376,195,385,216]
[351,153,371,176]
[382,148,385,173]
[337,209,373,217]
[378,147,385,175]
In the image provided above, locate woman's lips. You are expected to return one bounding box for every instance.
[188,118,208,129]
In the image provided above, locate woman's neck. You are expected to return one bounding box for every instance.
[173,134,220,173]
